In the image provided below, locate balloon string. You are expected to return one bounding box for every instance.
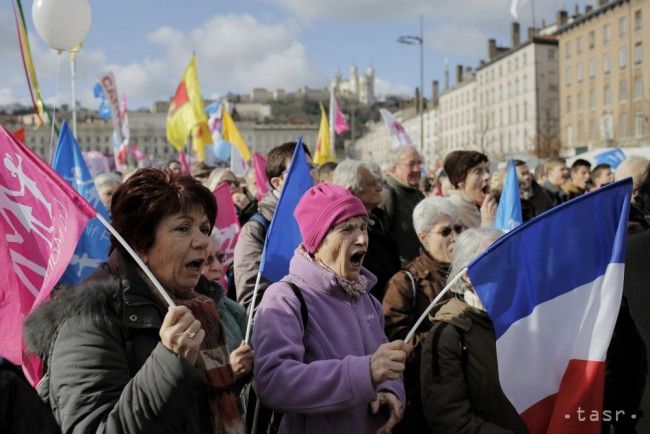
[48,51,62,164]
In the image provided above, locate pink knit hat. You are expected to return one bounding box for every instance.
[294,184,368,253]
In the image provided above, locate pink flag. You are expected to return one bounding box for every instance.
[213,183,241,270]
[332,98,349,135]
[252,152,270,201]
[178,151,190,174]
[0,126,95,381]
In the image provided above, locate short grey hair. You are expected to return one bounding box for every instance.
[412,197,459,235]
[615,156,649,189]
[332,159,366,192]
[93,172,122,187]
[206,168,237,192]
[209,228,221,246]
[448,228,502,292]
[390,145,420,168]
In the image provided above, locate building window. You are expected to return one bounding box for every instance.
[620,80,628,101]
[635,76,644,98]
[548,48,556,59]
[578,122,584,142]
[565,41,571,58]
[589,119,596,140]
[578,91,584,112]
[577,36,583,54]
[634,42,643,63]
[567,96,572,113]
[565,67,572,86]
[567,126,573,147]
[620,16,628,37]
[577,63,584,82]
[636,112,645,138]
[589,59,596,78]
[524,101,528,120]
[604,24,611,43]
[590,88,597,109]
[589,30,595,49]
[635,10,642,31]
[604,84,612,105]
[620,113,628,136]
[619,47,628,68]
[604,53,612,73]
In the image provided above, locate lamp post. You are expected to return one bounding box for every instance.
[397,14,424,154]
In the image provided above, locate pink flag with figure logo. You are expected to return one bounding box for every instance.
[213,183,241,270]
[0,126,95,382]
[252,152,270,201]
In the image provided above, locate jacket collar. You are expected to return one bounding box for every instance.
[410,249,450,281]
[386,173,420,193]
[432,296,492,332]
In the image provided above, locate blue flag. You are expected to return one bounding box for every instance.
[259,138,313,282]
[52,121,111,284]
[595,148,626,169]
[494,159,523,232]
[93,82,112,120]
[467,179,631,432]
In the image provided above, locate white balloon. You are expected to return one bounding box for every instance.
[32,0,91,51]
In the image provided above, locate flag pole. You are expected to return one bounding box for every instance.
[96,213,176,307]
[244,271,263,343]
[404,267,468,344]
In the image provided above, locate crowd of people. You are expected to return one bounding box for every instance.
[3,140,650,434]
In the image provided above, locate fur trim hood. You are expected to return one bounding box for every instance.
[24,279,121,358]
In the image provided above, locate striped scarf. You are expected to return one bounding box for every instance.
[174,291,245,434]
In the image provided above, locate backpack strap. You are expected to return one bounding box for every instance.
[403,270,417,310]
[250,213,271,237]
[286,281,308,330]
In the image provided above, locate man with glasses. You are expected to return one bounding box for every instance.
[381,146,425,264]
[233,141,316,310]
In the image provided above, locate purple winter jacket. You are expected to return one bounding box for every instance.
[253,249,406,434]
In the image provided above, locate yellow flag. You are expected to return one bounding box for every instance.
[166,55,212,160]
[221,108,251,161]
[314,103,334,165]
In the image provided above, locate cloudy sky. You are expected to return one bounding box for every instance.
[1,0,584,109]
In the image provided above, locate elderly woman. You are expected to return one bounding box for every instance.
[443,150,496,228]
[93,172,122,211]
[25,168,245,434]
[382,197,460,434]
[207,168,257,225]
[420,228,529,434]
[253,184,407,434]
[202,230,254,384]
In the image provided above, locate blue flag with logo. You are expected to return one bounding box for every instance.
[93,82,112,120]
[595,148,626,169]
[259,137,313,282]
[52,121,110,284]
[495,159,523,232]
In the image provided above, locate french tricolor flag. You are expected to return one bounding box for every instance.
[468,179,632,434]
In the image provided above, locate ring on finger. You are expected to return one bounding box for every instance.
[184,330,197,339]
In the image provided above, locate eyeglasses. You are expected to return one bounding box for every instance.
[437,224,464,237]
[397,160,423,169]
[205,252,226,265]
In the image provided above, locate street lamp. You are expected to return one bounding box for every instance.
[397,14,424,155]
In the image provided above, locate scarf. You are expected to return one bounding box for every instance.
[174,290,245,434]
[302,247,369,300]
[450,276,486,312]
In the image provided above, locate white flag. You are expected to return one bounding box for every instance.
[379,108,413,150]
[510,0,528,19]
[230,143,248,176]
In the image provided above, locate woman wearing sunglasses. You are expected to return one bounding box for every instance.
[202,230,254,384]
[382,197,462,434]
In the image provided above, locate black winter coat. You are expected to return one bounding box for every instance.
[24,253,219,434]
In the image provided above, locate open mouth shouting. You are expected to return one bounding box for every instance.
[349,250,366,268]
[185,257,205,273]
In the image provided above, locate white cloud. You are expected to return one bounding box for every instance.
[374,77,411,97]
[0,88,17,105]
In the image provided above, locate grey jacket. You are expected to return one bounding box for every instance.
[24,253,221,434]
[233,191,278,309]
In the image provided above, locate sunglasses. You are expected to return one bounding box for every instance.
[437,224,464,237]
[205,252,226,265]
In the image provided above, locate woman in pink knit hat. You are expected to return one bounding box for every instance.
[253,183,409,434]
